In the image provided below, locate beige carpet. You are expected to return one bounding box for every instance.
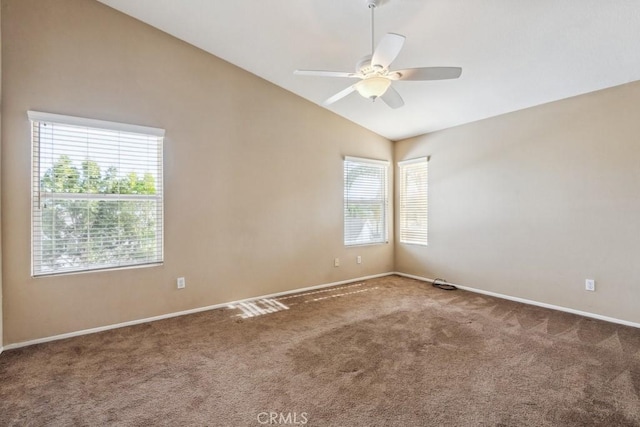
[1,275,639,426]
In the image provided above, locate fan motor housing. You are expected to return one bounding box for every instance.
[356,55,372,74]
[356,55,386,78]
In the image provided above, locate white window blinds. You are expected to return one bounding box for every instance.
[344,156,389,246]
[399,157,428,245]
[29,111,164,276]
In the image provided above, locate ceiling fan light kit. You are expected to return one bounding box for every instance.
[294,0,462,109]
[355,76,391,99]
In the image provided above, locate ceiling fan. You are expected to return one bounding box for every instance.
[294,0,462,109]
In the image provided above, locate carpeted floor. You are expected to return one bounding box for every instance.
[1,275,639,426]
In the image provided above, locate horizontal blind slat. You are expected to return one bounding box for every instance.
[344,158,388,246]
[31,112,164,276]
[399,160,428,245]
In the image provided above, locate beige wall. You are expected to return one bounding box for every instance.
[395,81,640,324]
[1,0,393,345]
[4,0,637,347]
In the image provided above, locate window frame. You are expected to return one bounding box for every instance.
[398,157,429,246]
[29,111,165,277]
[343,156,390,247]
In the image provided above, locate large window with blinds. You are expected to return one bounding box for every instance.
[29,111,164,276]
[398,157,428,245]
[344,156,389,246]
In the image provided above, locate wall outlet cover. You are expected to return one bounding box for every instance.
[585,279,595,291]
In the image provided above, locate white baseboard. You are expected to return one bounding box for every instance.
[395,272,640,329]
[11,270,634,351]
[2,272,395,351]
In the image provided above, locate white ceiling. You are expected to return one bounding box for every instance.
[98,0,640,141]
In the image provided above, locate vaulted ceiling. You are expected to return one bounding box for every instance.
[98,0,640,141]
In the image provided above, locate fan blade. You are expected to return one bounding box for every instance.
[324,85,356,106]
[393,67,462,81]
[380,86,404,109]
[294,70,358,78]
[371,33,406,69]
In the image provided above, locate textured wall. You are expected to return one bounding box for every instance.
[1,0,393,344]
[395,81,640,324]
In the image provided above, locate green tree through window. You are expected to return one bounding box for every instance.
[39,156,159,271]
[30,111,164,276]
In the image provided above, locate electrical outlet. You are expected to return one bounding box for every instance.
[334,258,340,267]
[177,277,186,289]
[585,279,595,292]
[357,256,362,264]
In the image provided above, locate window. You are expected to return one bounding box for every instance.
[29,111,164,276]
[344,156,389,246]
[398,157,428,245]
